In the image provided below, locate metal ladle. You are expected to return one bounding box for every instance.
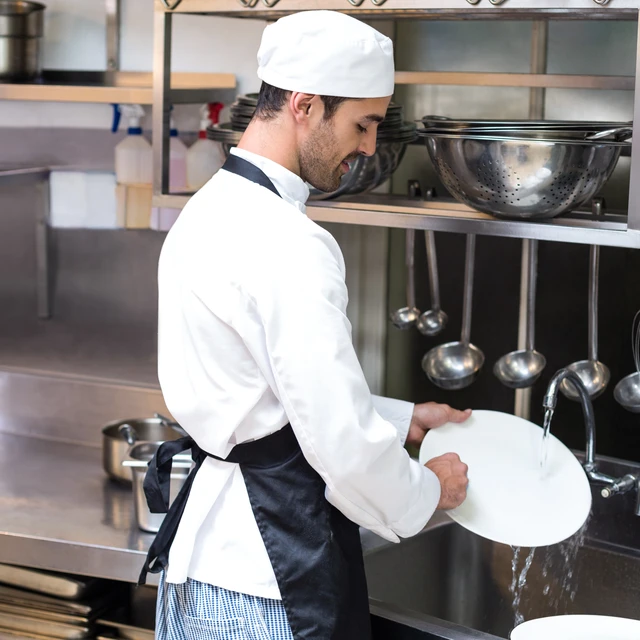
[417,229,449,336]
[414,185,448,337]
[494,239,547,388]
[613,310,640,413]
[390,228,420,330]
[561,200,610,400]
[422,234,484,389]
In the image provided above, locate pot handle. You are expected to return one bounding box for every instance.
[118,423,137,446]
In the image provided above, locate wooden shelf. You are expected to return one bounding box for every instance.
[0,70,236,105]
[395,71,634,91]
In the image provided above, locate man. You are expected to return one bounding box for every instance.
[142,10,470,640]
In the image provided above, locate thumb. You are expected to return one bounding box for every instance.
[449,408,472,423]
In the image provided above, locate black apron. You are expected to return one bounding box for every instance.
[139,154,372,640]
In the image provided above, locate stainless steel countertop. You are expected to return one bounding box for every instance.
[0,431,397,585]
[0,431,156,584]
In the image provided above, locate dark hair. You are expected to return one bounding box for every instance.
[254,82,351,121]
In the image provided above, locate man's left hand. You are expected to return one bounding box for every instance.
[406,403,471,448]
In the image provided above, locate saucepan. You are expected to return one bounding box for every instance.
[123,442,192,533]
[102,416,186,484]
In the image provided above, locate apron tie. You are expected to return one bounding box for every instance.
[138,437,214,585]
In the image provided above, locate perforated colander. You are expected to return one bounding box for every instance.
[419,132,627,220]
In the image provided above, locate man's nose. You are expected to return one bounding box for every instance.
[358,129,377,157]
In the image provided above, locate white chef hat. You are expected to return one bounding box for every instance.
[257,11,394,99]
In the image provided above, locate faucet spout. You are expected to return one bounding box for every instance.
[543,368,597,472]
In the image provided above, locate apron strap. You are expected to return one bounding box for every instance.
[221,154,282,199]
[139,438,221,585]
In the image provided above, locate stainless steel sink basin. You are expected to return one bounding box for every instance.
[365,455,640,640]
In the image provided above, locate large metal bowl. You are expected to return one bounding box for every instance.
[421,116,632,130]
[308,139,412,201]
[419,132,627,220]
[207,123,415,201]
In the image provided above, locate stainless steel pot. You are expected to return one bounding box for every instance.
[0,1,45,81]
[123,442,192,533]
[102,417,186,484]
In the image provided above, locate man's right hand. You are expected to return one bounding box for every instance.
[425,452,468,510]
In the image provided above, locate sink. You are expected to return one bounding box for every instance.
[365,455,640,640]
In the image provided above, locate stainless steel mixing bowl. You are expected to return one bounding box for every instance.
[419,132,627,220]
[308,139,411,201]
[208,124,414,201]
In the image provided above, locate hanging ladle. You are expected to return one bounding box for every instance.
[413,184,448,337]
[494,239,547,388]
[390,228,420,330]
[422,234,484,389]
[561,199,611,400]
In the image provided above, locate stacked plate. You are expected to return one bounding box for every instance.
[207,96,416,200]
[229,93,258,131]
[420,115,633,140]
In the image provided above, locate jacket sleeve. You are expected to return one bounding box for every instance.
[245,226,440,542]
[371,395,414,445]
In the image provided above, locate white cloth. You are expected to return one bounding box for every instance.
[157,147,441,599]
[257,11,394,99]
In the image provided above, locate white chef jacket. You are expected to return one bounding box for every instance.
[157,147,441,599]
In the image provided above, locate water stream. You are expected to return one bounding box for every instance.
[510,546,536,626]
[539,408,554,472]
[509,517,591,625]
[510,413,590,625]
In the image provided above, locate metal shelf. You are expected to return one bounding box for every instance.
[152,193,640,248]
[395,71,634,91]
[156,0,640,19]
[0,70,235,104]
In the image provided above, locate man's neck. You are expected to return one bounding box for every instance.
[237,119,301,178]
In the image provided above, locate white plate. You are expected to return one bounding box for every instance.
[419,410,592,547]
[510,615,640,640]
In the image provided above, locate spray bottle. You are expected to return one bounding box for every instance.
[113,104,152,185]
[186,102,226,191]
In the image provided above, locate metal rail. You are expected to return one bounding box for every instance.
[155,0,640,18]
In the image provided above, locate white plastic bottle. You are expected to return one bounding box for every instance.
[187,102,226,191]
[114,104,152,185]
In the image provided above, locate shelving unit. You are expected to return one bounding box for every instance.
[151,0,640,247]
[0,70,235,105]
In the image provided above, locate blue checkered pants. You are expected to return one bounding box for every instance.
[156,572,294,640]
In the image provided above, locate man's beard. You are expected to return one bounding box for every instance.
[299,120,356,193]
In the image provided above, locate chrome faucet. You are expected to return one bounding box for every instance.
[543,368,639,513]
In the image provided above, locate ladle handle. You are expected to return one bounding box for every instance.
[406,229,417,309]
[525,239,539,352]
[589,199,603,362]
[461,234,476,346]
[588,243,600,362]
[425,231,441,312]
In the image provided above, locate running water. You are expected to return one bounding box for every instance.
[541,516,591,611]
[510,547,537,627]
[539,408,554,472]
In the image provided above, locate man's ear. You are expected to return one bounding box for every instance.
[289,92,322,125]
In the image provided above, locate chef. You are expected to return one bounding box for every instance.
[140,10,470,640]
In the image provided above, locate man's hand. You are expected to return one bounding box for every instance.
[425,453,468,510]
[406,402,471,448]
